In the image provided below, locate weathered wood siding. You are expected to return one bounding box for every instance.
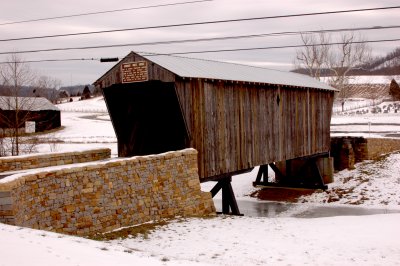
[175,79,334,179]
[96,53,334,181]
[0,110,61,132]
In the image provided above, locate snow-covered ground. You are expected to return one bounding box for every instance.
[300,152,400,207]
[36,97,118,156]
[1,96,400,266]
[0,222,205,266]
[322,75,399,85]
[2,213,399,266]
[115,214,400,266]
[331,100,400,139]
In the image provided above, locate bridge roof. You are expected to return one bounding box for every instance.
[137,52,336,91]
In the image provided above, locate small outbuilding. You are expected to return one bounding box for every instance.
[0,96,61,133]
[95,52,337,214]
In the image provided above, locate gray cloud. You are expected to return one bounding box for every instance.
[0,0,399,85]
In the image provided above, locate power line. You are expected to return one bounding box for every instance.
[152,38,400,56]
[1,5,399,42]
[0,58,99,64]
[1,37,398,64]
[0,25,398,55]
[0,0,214,26]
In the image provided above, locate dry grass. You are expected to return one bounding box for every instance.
[88,220,169,241]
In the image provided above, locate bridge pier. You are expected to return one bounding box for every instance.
[253,153,333,190]
[210,177,242,215]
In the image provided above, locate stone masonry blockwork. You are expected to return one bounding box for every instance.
[0,149,216,235]
[330,137,400,170]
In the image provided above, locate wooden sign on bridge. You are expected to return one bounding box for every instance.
[121,61,148,83]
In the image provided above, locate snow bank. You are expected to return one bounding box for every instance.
[0,223,208,266]
[116,214,400,266]
[299,152,400,207]
[2,213,399,266]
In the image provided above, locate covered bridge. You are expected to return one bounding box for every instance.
[94,52,336,214]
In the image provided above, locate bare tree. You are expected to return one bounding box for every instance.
[294,32,331,81]
[0,129,7,157]
[0,54,38,156]
[294,31,371,110]
[327,32,371,100]
[35,75,62,103]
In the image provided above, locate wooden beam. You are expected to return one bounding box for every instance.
[269,163,285,180]
[200,168,254,183]
[286,160,292,179]
[209,177,242,215]
[310,159,328,189]
[222,178,240,215]
[210,181,223,197]
[253,164,269,185]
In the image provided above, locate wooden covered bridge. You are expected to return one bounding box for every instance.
[94,51,336,214]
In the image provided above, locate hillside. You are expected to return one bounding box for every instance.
[0,85,58,99]
[320,75,399,99]
[361,47,400,75]
[293,47,400,76]
[340,83,389,99]
[60,84,96,97]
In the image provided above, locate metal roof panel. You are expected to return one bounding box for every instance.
[0,96,59,111]
[138,53,336,91]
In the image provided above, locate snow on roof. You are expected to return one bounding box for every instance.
[0,96,59,111]
[138,52,336,91]
[96,52,336,91]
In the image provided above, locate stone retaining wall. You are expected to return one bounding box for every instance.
[0,148,111,173]
[331,137,400,170]
[0,191,13,224]
[366,138,400,159]
[0,149,215,236]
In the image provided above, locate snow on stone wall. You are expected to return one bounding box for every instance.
[0,149,215,235]
[0,148,111,173]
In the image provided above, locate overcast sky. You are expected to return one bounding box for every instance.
[0,0,399,86]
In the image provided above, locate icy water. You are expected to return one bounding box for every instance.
[213,199,400,218]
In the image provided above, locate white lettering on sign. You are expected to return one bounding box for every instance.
[121,61,149,83]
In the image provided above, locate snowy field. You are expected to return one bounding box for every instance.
[331,100,400,139]
[1,96,400,266]
[299,152,400,207]
[2,214,399,266]
[36,97,118,156]
[322,75,399,85]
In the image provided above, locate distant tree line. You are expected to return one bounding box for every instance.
[0,85,68,102]
[0,80,101,104]
[60,84,99,98]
